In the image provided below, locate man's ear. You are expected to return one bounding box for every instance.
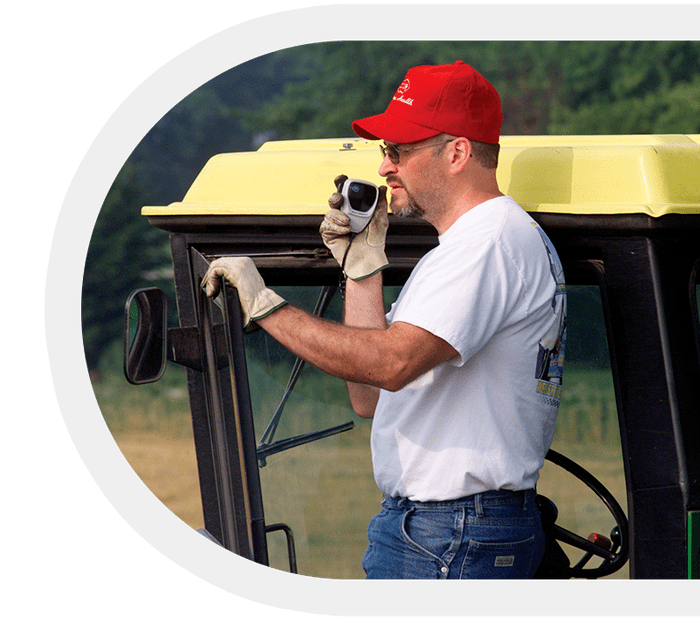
[449,137,471,173]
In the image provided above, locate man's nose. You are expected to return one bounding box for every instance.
[378,154,397,177]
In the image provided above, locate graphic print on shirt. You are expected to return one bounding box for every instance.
[533,224,567,408]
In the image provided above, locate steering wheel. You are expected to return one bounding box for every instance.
[535,449,629,579]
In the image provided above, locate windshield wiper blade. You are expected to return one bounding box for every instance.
[257,422,355,465]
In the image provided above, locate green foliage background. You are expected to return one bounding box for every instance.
[82,41,700,373]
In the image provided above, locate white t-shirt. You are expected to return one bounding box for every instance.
[371,196,566,501]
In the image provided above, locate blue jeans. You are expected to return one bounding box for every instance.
[362,489,544,579]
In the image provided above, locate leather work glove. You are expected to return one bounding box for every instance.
[320,174,389,281]
[201,257,287,329]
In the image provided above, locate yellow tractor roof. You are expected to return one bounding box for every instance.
[142,135,700,218]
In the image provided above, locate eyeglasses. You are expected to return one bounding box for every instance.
[380,139,455,164]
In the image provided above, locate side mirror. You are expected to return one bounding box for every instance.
[124,287,167,385]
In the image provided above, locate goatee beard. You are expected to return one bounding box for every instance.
[393,194,425,219]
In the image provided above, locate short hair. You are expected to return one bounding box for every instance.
[470,140,500,170]
[433,133,500,169]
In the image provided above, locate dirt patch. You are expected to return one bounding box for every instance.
[114,432,204,531]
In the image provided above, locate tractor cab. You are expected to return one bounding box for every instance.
[124,135,700,579]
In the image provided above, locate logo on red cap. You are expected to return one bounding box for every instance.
[393,79,414,107]
[396,79,410,96]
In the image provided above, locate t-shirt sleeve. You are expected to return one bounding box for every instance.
[389,236,526,366]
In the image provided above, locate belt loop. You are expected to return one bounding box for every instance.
[474,492,484,516]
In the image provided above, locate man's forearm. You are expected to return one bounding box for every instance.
[256,302,387,388]
[342,274,386,417]
[343,273,387,330]
[255,274,385,418]
[255,272,457,413]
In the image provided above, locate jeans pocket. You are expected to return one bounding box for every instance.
[459,535,536,579]
[401,508,458,562]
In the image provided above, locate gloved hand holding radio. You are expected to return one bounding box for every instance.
[201,256,287,329]
[320,174,389,281]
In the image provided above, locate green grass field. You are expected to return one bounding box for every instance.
[95,350,628,579]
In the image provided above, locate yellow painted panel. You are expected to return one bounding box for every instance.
[142,135,700,218]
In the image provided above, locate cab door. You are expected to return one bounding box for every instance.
[173,244,268,563]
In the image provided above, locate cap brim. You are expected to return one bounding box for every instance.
[352,111,441,144]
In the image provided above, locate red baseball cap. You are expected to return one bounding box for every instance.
[352,61,503,145]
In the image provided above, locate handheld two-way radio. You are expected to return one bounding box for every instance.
[337,178,379,233]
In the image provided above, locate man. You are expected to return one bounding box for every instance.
[202,61,567,579]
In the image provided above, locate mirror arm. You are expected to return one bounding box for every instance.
[167,324,228,372]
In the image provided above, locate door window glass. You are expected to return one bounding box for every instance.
[246,285,378,577]
[247,284,404,576]
[537,284,628,579]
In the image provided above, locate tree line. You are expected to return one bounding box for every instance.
[82,41,700,373]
